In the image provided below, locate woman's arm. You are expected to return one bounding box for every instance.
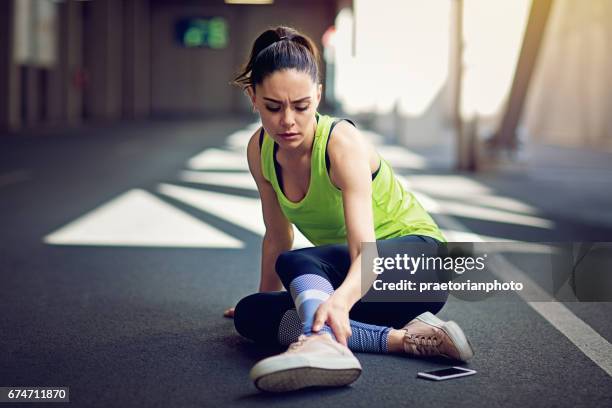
[311,121,378,344]
[330,122,377,306]
[245,129,294,292]
[224,128,293,317]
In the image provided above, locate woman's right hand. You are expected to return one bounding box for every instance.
[223,307,235,318]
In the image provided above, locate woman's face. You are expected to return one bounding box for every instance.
[249,69,321,149]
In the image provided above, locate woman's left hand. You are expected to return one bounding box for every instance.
[312,295,352,346]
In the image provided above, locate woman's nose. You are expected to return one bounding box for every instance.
[279,107,295,128]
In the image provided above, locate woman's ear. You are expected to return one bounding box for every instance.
[316,84,323,106]
[245,86,257,111]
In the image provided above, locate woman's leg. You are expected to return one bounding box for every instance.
[349,234,449,328]
[234,291,392,353]
[234,291,295,344]
[275,249,338,338]
[273,235,448,352]
[235,235,451,354]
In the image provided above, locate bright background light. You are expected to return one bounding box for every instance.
[332,0,531,128]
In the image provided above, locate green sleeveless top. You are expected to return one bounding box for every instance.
[260,113,446,246]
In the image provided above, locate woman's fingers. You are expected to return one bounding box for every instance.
[313,301,352,346]
[329,319,348,346]
[312,306,328,332]
[223,307,235,318]
[316,304,351,345]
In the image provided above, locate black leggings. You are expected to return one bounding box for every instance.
[234,235,448,347]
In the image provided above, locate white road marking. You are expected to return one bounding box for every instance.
[44,189,243,248]
[157,183,312,249]
[528,301,612,377]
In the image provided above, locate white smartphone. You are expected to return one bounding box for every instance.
[417,366,477,381]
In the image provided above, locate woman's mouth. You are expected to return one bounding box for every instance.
[278,132,299,140]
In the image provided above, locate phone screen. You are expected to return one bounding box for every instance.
[424,367,470,377]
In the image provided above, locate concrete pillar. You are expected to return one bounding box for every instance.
[87,0,123,121]
[494,0,553,148]
[46,4,64,124]
[0,0,21,132]
[24,66,41,126]
[65,0,83,125]
[123,0,151,119]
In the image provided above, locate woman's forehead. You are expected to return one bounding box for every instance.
[258,69,315,99]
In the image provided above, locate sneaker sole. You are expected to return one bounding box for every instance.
[413,312,475,362]
[251,356,362,392]
[254,366,362,392]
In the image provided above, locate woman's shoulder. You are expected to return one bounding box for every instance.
[327,118,370,158]
[246,126,267,178]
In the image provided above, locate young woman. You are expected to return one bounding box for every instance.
[226,26,474,393]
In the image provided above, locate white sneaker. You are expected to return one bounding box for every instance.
[250,333,362,392]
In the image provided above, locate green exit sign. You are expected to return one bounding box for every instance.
[175,17,228,49]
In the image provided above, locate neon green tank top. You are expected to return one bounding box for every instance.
[260,113,446,246]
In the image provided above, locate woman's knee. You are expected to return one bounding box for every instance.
[233,291,295,344]
[275,250,318,287]
[233,293,260,340]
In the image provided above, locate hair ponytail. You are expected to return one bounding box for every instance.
[232,26,320,90]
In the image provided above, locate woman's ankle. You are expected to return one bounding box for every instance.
[386,329,406,353]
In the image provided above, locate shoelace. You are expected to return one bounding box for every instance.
[405,333,442,356]
[288,335,309,351]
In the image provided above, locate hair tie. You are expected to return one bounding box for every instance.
[279,36,289,41]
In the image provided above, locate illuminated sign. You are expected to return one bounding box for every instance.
[175,17,228,49]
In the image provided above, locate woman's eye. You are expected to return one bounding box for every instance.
[264,105,309,112]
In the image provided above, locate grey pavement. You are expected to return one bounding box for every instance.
[1,119,611,407]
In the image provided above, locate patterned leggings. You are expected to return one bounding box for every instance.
[234,235,448,353]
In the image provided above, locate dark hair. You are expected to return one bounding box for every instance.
[232,26,320,90]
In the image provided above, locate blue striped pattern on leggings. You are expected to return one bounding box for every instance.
[288,274,334,337]
[278,309,391,353]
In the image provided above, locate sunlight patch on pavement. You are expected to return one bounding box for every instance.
[433,200,553,229]
[44,189,243,248]
[398,175,552,228]
[157,183,312,249]
[179,171,257,191]
[188,148,248,171]
[440,229,558,254]
[376,145,428,170]
[408,175,538,214]
[225,122,261,152]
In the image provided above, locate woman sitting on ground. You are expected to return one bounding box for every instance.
[225,25,474,393]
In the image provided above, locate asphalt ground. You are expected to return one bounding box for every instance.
[1,119,611,407]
